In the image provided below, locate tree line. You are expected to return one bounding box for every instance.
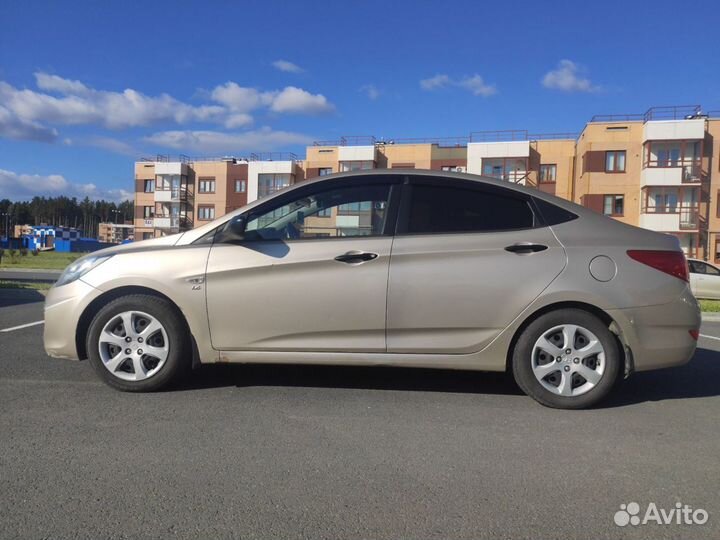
[0,196,134,239]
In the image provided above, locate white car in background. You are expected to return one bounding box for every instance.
[688,259,720,299]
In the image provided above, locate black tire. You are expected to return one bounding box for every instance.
[512,309,621,409]
[86,294,190,392]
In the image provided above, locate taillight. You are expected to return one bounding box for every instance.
[689,329,699,341]
[627,250,689,282]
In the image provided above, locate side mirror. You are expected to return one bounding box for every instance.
[220,215,247,242]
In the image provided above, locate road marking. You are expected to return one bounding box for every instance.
[699,334,720,342]
[0,320,44,333]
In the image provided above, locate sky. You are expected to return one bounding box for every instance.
[0,0,719,202]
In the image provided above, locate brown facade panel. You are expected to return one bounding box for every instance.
[135,178,145,192]
[305,167,320,180]
[538,183,556,195]
[583,151,606,173]
[581,194,604,213]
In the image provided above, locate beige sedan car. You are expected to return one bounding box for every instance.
[44,170,700,409]
[688,258,720,299]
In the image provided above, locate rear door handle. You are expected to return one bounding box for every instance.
[334,251,378,264]
[504,242,548,254]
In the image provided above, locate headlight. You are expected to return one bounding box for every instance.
[55,255,112,287]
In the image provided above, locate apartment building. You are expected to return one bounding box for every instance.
[133,104,720,260]
[98,222,134,244]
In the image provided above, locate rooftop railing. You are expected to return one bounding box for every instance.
[590,105,705,123]
[313,136,377,147]
[249,152,299,162]
[138,154,191,163]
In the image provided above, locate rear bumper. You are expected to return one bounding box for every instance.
[608,286,700,372]
[43,279,101,360]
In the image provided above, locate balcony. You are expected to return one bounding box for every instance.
[643,118,705,141]
[639,205,700,232]
[154,187,189,202]
[153,217,179,229]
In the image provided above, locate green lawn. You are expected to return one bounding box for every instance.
[0,250,83,270]
[699,299,720,313]
[0,280,52,291]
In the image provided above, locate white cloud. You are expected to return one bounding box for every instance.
[269,86,335,114]
[210,82,334,117]
[0,73,337,145]
[144,128,314,154]
[0,169,131,202]
[82,136,137,156]
[420,74,451,90]
[35,72,92,95]
[210,82,274,113]
[0,104,58,142]
[0,75,226,133]
[272,60,304,73]
[420,73,497,96]
[542,60,600,93]
[360,84,381,100]
[457,75,497,97]
[224,113,254,129]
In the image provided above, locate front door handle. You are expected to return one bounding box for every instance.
[504,242,548,254]
[334,251,378,264]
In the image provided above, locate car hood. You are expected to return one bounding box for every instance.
[89,232,186,258]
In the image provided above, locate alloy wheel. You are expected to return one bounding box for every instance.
[531,324,606,397]
[98,310,169,382]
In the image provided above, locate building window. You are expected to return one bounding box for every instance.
[143,180,155,193]
[319,168,333,176]
[338,201,373,214]
[603,195,624,216]
[258,174,292,198]
[441,165,462,172]
[234,180,246,193]
[198,206,215,221]
[142,232,153,240]
[317,207,332,217]
[198,178,216,193]
[605,151,626,173]
[339,161,373,172]
[143,206,154,218]
[539,164,557,183]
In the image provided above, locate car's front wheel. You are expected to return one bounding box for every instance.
[512,309,621,409]
[86,294,190,391]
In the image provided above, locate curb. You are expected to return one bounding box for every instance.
[701,312,720,322]
[0,268,62,274]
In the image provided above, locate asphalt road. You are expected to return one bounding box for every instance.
[1,289,719,539]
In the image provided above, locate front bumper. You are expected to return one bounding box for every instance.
[43,279,102,360]
[608,285,700,372]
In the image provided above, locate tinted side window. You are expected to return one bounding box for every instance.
[245,184,391,241]
[533,198,578,225]
[688,261,703,274]
[406,184,535,234]
[705,263,720,276]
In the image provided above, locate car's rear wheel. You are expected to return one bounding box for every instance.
[512,309,621,409]
[86,294,189,392]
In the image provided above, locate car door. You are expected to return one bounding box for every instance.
[688,260,704,297]
[386,176,566,354]
[691,260,720,299]
[205,176,400,352]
